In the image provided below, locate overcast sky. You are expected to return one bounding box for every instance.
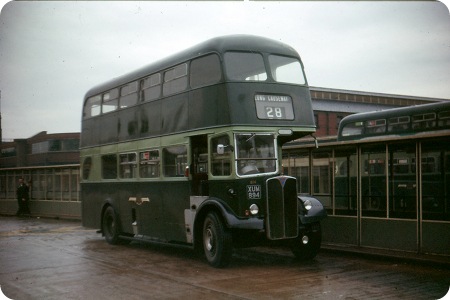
[0,1,449,140]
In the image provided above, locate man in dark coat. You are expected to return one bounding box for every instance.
[16,177,30,216]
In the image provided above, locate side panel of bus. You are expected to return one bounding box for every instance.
[82,180,190,243]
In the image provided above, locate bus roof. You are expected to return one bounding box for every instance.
[337,101,450,141]
[85,35,300,99]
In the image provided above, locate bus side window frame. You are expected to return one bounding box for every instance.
[101,154,118,180]
[119,152,137,179]
[163,145,188,177]
[139,149,161,178]
[210,135,232,177]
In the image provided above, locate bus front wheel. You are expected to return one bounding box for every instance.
[102,206,121,245]
[290,223,322,261]
[202,212,232,268]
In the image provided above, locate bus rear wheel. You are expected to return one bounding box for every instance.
[202,212,232,268]
[102,206,122,245]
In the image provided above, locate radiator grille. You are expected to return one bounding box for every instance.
[266,176,298,240]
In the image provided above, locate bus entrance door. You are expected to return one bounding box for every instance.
[190,135,209,196]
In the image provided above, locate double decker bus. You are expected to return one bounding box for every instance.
[283,101,450,256]
[80,35,326,267]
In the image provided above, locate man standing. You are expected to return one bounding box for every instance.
[16,177,30,216]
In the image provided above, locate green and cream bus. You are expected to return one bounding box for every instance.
[80,35,326,267]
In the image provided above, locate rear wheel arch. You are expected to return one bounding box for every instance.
[102,205,120,244]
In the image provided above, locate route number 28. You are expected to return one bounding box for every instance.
[265,106,284,119]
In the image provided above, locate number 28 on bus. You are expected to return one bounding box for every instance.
[80,35,326,267]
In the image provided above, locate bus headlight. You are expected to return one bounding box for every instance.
[303,199,312,211]
[302,235,309,245]
[249,204,259,215]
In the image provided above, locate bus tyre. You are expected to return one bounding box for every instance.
[102,206,122,245]
[290,223,322,261]
[202,212,232,268]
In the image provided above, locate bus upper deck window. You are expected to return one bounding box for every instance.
[438,111,450,127]
[224,52,267,81]
[120,82,139,108]
[141,74,161,102]
[163,64,188,96]
[268,55,306,85]
[412,113,436,130]
[388,116,410,132]
[102,89,119,114]
[84,95,101,118]
[341,122,364,137]
[365,119,386,134]
[190,54,222,88]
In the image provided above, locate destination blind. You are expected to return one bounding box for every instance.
[254,94,294,120]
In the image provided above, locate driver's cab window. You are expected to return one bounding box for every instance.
[235,133,277,176]
[211,135,231,176]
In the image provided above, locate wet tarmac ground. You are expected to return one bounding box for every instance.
[0,216,449,300]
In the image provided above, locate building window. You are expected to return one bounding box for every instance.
[1,147,16,157]
[31,139,79,154]
[32,141,49,154]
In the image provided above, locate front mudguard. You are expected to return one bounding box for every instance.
[298,195,327,225]
[195,198,264,231]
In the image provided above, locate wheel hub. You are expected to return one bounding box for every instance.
[205,228,214,251]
